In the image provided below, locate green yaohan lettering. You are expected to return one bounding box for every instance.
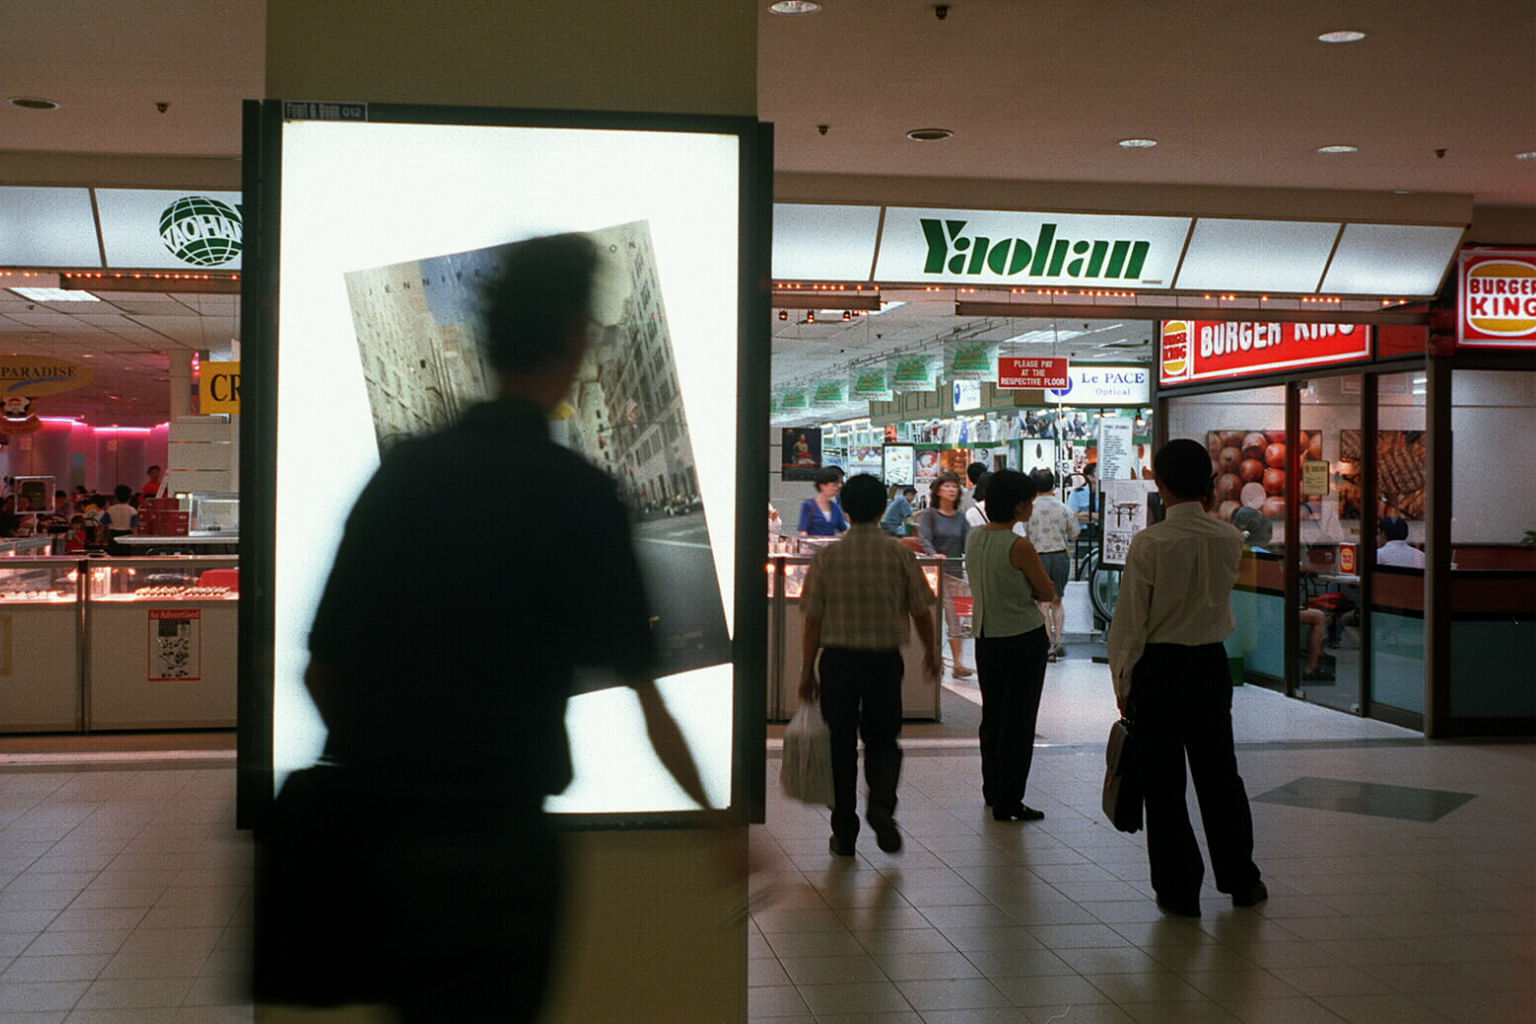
[921,219,1151,280]
[162,212,243,249]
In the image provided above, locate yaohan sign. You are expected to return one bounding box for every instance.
[1159,320,1372,384]
[1459,249,1536,348]
[875,207,1191,287]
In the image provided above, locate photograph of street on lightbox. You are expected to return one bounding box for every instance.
[343,220,731,679]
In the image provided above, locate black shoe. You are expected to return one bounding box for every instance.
[1302,667,1335,682]
[868,811,902,853]
[1156,893,1202,918]
[829,834,855,857]
[992,805,1045,822]
[1231,881,1269,908]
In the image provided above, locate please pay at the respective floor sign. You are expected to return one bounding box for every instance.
[997,356,1069,389]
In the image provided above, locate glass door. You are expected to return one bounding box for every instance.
[1295,375,1364,712]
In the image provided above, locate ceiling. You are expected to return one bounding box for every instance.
[0,0,1531,427]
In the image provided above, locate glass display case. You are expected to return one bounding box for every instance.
[190,493,239,534]
[0,556,238,734]
[766,550,946,722]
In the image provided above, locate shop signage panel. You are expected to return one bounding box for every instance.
[1047,364,1150,405]
[998,356,1069,389]
[1321,223,1464,297]
[1174,218,1339,294]
[1458,248,1536,347]
[96,189,244,270]
[875,207,1191,287]
[772,204,881,282]
[199,361,242,414]
[0,187,102,267]
[1159,319,1372,385]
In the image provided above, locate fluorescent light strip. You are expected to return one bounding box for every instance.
[9,287,99,302]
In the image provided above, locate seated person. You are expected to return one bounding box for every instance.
[1233,508,1332,682]
[1376,516,1425,568]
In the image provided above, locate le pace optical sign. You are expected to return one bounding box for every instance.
[1159,320,1373,385]
[1048,365,1150,405]
[1459,248,1536,348]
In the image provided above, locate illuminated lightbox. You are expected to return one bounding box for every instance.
[241,102,769,823]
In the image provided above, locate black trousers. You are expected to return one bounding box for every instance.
[818,646,904,840]
[974,627,1049,810]
[1128,642,1262,903]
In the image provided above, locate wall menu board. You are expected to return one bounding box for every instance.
[240,101,770,824]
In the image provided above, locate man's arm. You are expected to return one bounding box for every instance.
[798,613,822,703]
[632,679,711,809]
[1106,541,1153,714]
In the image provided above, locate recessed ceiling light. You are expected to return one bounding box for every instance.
[9,288,99,302]
[906,128,954,142]
[1517,151,1536,160]
[768,1,821,13]
[1317,30,1367,43]
[1316,144,1358,154]
[1117,138,1158,148]
[8,96,59,111]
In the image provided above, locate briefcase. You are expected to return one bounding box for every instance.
[1102,718,1143,833]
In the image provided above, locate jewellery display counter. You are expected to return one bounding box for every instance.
[766,549,947,722]
[0,556,237,733]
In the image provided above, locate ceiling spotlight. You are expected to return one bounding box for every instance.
[806,310,816,323]
[906,128,954,142]
[842,310,852,321]
[1317,30,1367,43]
[1316,144,1359,154]
[8,96,59,111]
[1117,138,1158,149]
[778,309,788,321]
[768,1,821,13]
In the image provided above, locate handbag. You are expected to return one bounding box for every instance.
[780,703,834,806]
[1102,717,1143,833]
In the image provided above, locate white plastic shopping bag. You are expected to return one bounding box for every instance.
[780,703,833,805]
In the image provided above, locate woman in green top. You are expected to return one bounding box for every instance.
[964,470,1057,821]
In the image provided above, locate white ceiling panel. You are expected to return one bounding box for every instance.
[1175,219,1341,294]
[1321,223,1467,297]
[0,187,102,267]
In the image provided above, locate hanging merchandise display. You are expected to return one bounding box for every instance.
[889,352,940,393]
[780,389,809,412]
[946,338,997,381]
[849,366,894,402]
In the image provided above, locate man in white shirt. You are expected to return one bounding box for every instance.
[1107,439,1266,919]
[1376,516,1426,568]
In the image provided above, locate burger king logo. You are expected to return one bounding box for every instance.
[1161,320,1190,380]
[1465,259,1536,337]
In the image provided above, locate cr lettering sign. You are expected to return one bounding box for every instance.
[200,362,241,414]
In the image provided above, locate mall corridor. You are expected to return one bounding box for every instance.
[0,661,1529,1022]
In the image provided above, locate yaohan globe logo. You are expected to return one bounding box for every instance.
[159,195,243,267]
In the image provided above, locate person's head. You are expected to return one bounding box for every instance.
[812,466,842,496]
[840,474,886,523]
[146,465,161,479]
[984,469,1039,524]
[901,486,917,501]
[966,461,988,486]
[1152,439,1214,503]
[70,515,84,528]
[1030,468,1056,492]
[1083,462,1098,480]
[1231,506,1273,546]
[930,471,962,510]
[480,232,599,399]
[1378,516,1409,542]
[114,484,133,503]
[829,465,846,481]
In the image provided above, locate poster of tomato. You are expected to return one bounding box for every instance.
[1205,429,1323,521]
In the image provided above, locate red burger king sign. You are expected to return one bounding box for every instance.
[1460,248,1536,347]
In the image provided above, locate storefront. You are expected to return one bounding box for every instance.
[1155,247,1536,736]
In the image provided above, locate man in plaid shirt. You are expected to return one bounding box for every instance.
[799,474,941,856]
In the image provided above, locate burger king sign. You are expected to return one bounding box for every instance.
[1460,248,1536,348]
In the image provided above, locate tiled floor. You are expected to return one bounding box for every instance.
[0,653,1530,1023]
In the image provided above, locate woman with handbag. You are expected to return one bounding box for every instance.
[963,469,1056,821]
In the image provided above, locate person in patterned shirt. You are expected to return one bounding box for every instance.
[799,473,941,857]
[1027,469,1079,660]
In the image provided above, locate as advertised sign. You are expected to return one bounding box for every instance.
[198,361,241,414]
[998,356,1069,389]
[812,380,848,406]
[1159,320,1372,385]
[876,207,1191,287]
[889,353,939,393]
[1048,365,1150,405]
[946,339,995,381]
[780,389,808,411]
[1459,248,1536,347]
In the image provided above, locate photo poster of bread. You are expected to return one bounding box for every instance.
[342,220,731,679]
[781,427,822,481]
[1338,430,1426,521]
[1205,429,1323,521]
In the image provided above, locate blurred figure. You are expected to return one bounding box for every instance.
[798,466,848,536]
[1376,516,1425,568]
[881,485,918,535]
[255,233,708,1022]
[1026,469,1079,661]
[918,470,971,676]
